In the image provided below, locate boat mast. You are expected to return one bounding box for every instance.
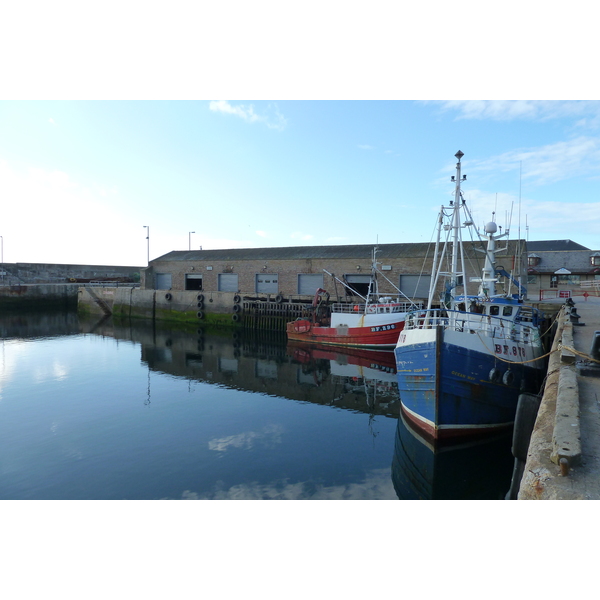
[451,150,466,299]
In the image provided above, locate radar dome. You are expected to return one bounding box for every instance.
[484,222,498,234]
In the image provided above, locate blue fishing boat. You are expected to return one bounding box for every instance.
[394,151,547,441]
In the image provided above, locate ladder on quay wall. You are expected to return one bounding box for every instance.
[85,285,113,316]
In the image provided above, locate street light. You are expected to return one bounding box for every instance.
[143,226,149,265]
[189,231,195,251]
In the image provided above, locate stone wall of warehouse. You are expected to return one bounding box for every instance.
[143,252,529,299]
[143,257,436,297]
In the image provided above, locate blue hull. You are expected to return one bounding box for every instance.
[395,334,545,440]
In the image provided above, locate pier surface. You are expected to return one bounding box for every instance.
[519,295,600,499]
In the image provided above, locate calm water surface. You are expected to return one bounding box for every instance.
[0,312,514,500]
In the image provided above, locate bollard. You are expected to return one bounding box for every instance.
[591,331,600,361]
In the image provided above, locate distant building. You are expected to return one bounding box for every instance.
[526,240,600,299]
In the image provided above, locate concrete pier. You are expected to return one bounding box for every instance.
[519,295,600,499]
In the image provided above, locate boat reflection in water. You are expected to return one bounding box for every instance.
[286,342,399,417]
[391,409,514,500]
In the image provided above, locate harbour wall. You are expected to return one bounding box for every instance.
[0,283,80,311]
[1,262,141,285]
[77,286,307,327]
[517,298,600,499]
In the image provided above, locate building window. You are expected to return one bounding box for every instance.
[528,255,541,267]
[591,254,600,266]
[527,275,537,284]
[558,274,580,284]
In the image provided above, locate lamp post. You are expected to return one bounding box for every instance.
[143,226,149,266]
[189,231,195,251]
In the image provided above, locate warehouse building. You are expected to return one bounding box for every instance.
[142,240,529,301]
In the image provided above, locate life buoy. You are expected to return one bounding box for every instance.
[233,294,241,304]
[165,293,172,301]
[197,311,204,319]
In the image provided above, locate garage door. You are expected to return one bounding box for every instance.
[399,274,431,299]
[256,273,279,294]
[185,273,203,291]
[218,273,239,292]
[298,273,324,296]
[155,273,172,290]
[344,274,371,296]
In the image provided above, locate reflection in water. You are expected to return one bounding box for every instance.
[391,412,514,500]
[0,311,516,500]
[0,312,401,500]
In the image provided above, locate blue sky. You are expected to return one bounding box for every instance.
[0,3,598,267]
[1,100,600,266]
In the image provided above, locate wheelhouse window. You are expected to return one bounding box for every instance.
[489,305,499,316]
[503,306,513,317]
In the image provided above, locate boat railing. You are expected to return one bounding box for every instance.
[332,301,423,315]
[404,308,540,344]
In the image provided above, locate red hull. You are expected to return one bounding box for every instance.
[286,319,404,348]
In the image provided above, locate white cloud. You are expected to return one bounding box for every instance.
[358,144,374,150]
[466,136,600,186]
[209,100,287,131]
[255,230,268,238]
[435,100,600,122]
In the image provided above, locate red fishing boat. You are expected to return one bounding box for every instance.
[286,249,422,348]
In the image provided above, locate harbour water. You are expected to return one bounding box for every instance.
[0,312,514,500]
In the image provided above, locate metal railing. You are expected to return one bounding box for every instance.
[404,308,541,344]
[332,301,423,315]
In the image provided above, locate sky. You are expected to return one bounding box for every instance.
[1,4,598,269]
[2,99,600,267]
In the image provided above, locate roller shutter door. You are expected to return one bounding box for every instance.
[344,274,371,296]
[218,273,239,292]
[298,273,324,296]
[155,273,172,290]
[256,273,279,294]
[399,274,431,299]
